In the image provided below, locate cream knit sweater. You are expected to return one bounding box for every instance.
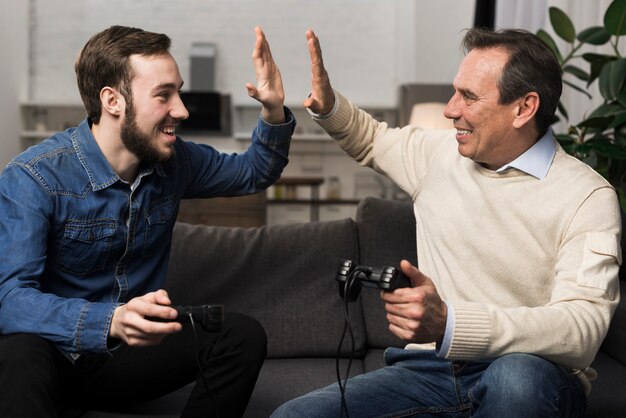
[314,91,622,392]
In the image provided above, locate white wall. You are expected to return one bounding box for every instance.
[1,0,475,164]
[28,0,473,107]
[0,0,29,167]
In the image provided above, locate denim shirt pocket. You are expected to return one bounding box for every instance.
[142,195,177,258]
[56,220,117,276]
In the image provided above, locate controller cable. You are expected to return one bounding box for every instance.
[187,312,221,418]
[336,267,370,418]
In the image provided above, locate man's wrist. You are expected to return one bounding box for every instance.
[306,91,338,119]
[436,300,454,358]
[261,105,286,125]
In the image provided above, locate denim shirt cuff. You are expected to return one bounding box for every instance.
[76,302,120,353]
[255,106,296,144]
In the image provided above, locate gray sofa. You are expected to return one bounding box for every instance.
[80,197,625,418]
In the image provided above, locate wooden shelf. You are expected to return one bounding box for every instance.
[267,199,360,205]
[234,132,331,142]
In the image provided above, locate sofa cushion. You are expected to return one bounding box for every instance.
[246,357,366,418]
[165,218,364,358]
[586,350,626,418]
[355,197,418,349]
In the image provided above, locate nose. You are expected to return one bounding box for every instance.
[443,92,460,120]
[172,94,189,121]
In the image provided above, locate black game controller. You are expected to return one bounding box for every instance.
[336,260,412,301]
[148,304,224,331]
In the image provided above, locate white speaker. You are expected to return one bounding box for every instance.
[190,42,217,92]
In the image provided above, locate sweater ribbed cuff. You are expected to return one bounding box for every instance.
[314,91,353,134]
[447,302,491,359]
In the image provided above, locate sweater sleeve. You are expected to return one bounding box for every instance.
[313,91,452,199]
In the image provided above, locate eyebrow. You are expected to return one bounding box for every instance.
[457,87,478,98]
[152,82,184,92]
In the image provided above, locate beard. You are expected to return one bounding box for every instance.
[121,102,173,164]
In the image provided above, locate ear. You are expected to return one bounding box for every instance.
[100,87,124,117]
[512,92,539,129]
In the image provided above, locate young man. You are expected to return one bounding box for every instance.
[0,25,295,417]
[272,28,621,417]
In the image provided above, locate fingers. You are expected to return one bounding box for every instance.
[153,289,172,306]
[248,26,286,123]
[109,291,181,346]
[306,29,324,73]
[380,262,435,305]
[380,264,447,343]
[246,83,258,99]
[400,260,430,288]
[252,26,273,65]
[304,29,334,114]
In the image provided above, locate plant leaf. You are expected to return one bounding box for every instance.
[604,0,626,36]
[563,79,593,99]
[537,29,563,63]
[582,53,616,85]
[608,110,626,128]
[568,125,581,136]
[589,103,624,118]
[588,140,626,160]
[599,58,626,100]
[577,26,612,45]
[555,133,575,143]
[563,65,590,81]
[577,115,615,129]
[582,53,614,63]
[550,7,577,42]
[618,89,626,107]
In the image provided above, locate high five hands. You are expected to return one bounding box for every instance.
[247,27,335,120]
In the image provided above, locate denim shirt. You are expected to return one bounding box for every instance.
[0,109,295,353]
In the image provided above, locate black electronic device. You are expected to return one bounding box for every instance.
[148,304,224,331]
[335,260,412,301]
[178,92,232,136]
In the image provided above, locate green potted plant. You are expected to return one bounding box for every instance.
[537,0,626,211]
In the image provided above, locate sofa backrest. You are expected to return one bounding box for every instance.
[165,217,365,359]
[355,197,418,350]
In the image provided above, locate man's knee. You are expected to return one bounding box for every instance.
[222,312,267,356]
[0,334,63,416]
[484,354,563,397]
[0,333,60,380]
[271,390,339,418]
[471,354,585,416]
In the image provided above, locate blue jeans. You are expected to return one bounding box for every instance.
[272,348,586,418]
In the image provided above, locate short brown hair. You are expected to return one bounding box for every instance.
[75,25,171,123]
[462,28,562,136]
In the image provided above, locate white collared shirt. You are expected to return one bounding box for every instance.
[495,131,557,179]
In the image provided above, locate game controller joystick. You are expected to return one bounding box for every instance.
[148,304,224,331]
[335,260,412,301]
